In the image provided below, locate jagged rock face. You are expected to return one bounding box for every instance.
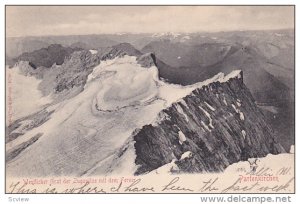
[133,72,285,175]
[54,50,101,93]
[52,46,152,93]
[100,43,142,61]
[137,53,157,68]
[12,44,82,68]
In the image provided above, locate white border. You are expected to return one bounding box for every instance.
[0,1,298,203]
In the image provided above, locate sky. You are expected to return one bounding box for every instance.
[6,6,294,37]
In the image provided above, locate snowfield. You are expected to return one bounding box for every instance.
[6,66,53,122]
[89,50,98,54]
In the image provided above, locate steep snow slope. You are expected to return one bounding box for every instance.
[6,55,246,176]
[6,66,53,122]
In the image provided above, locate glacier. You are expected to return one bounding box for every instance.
[6,55,264,177]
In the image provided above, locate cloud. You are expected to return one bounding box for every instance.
[6,6,294,37]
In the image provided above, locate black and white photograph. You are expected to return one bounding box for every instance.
[4,5,295,195]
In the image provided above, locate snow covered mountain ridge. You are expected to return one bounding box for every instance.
[6,51,284,176]
[131,68,285,175]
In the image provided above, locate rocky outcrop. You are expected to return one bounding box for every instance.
[6,133,43,162]
[53,50,101,93]
[99,43,157,68]
[137,53,157,68]
[13,44,82,68]
[100,43,142,61]
[6,109,54,143]
[133,71,285,175]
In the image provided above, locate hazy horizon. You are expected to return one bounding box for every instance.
[6,6,294,38]
[5,28,295,39]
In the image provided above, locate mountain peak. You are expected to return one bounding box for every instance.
[46,44,64,49]
[137,52,157,68]
[100,43,141,61]
[111,43,142,56]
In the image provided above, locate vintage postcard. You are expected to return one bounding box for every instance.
[5,5,295,193]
